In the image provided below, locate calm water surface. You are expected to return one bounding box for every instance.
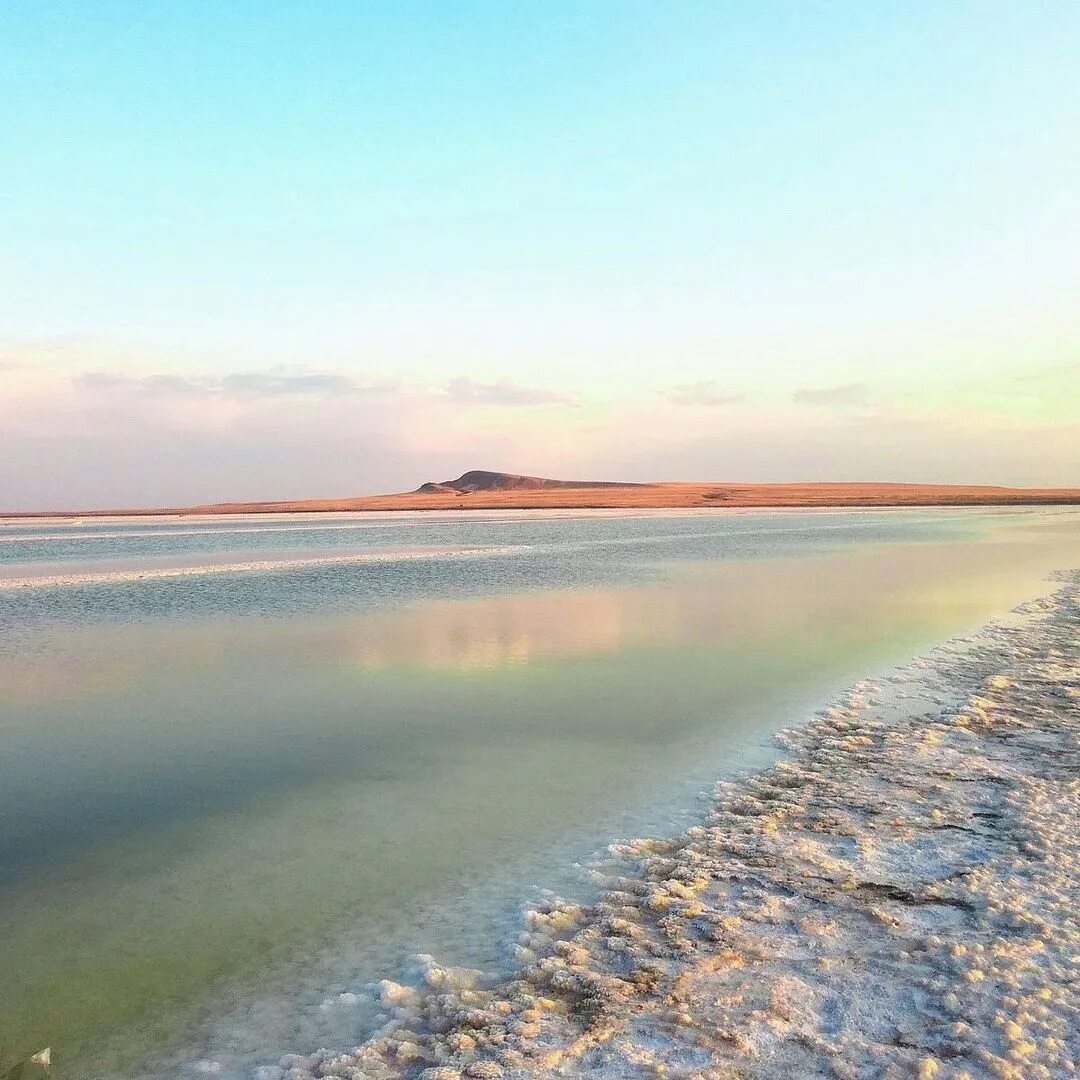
[1,507,1078,1077]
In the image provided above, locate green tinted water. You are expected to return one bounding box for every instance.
[1,508,1077,1076]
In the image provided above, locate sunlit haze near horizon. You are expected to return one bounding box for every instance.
[2,2,1078,509]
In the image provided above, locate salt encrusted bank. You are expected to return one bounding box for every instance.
[252,572,1080,1080]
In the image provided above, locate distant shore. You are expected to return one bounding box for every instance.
[244,571,1080,1080]
[8,480,1080,519]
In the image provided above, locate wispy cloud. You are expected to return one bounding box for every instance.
[222,372,383,396]
[1013,362,1079,383]
[74,372,204,394]
[3,367,444,508]
[73,370,391,397]
[445,377,576,407]
[793,383,871,407]
[662,381,745,407]
[0,335,93,368]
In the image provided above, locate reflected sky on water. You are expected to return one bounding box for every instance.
[1,507,1078,1077]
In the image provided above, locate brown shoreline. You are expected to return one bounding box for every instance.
[6,481,1080,518]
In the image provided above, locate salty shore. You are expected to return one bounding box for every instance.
[250,570,1080,1080]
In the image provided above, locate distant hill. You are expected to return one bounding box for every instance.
[6,471,1080,517]
[415,470,645,494]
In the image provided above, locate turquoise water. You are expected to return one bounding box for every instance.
[1,507,1078,1077]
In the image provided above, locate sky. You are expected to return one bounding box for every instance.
[1,1,1078,509]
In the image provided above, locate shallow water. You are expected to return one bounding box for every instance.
[1,507,1078,1077]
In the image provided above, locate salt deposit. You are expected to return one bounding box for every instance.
[251,571,1080,1079]
[0,522,436,543]
[0,546,514,590]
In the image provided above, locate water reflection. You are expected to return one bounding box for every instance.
[1,516,1078,1078]
[338,531,1080,674]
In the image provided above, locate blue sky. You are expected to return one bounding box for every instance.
[1,2,1078,507]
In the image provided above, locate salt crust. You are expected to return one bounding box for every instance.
[247,572,1080,1080]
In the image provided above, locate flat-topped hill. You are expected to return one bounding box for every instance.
[415,470,646,494]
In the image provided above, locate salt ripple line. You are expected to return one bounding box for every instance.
[0,521,467,544]
[0,546,518,590]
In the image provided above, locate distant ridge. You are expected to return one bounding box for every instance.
[7,472,1080,517]
[415,470,645,494]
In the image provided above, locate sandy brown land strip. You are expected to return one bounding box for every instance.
[7,481,1080,519]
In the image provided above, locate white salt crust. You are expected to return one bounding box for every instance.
[247,572,1080,1080]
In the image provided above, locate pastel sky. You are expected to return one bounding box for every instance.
[2,2,1078,508]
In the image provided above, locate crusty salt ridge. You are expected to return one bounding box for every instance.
[252,572,1080,1080]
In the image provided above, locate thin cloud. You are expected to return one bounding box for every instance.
[96,373,212,395]
[74,372,150,392]
[663,381,745,407]
[1013,363,1079,383]
[0,335,93,367]
[221,373,374,396]
[445,377,576,407]
[73,371,389,397]
[793,383,871,407]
